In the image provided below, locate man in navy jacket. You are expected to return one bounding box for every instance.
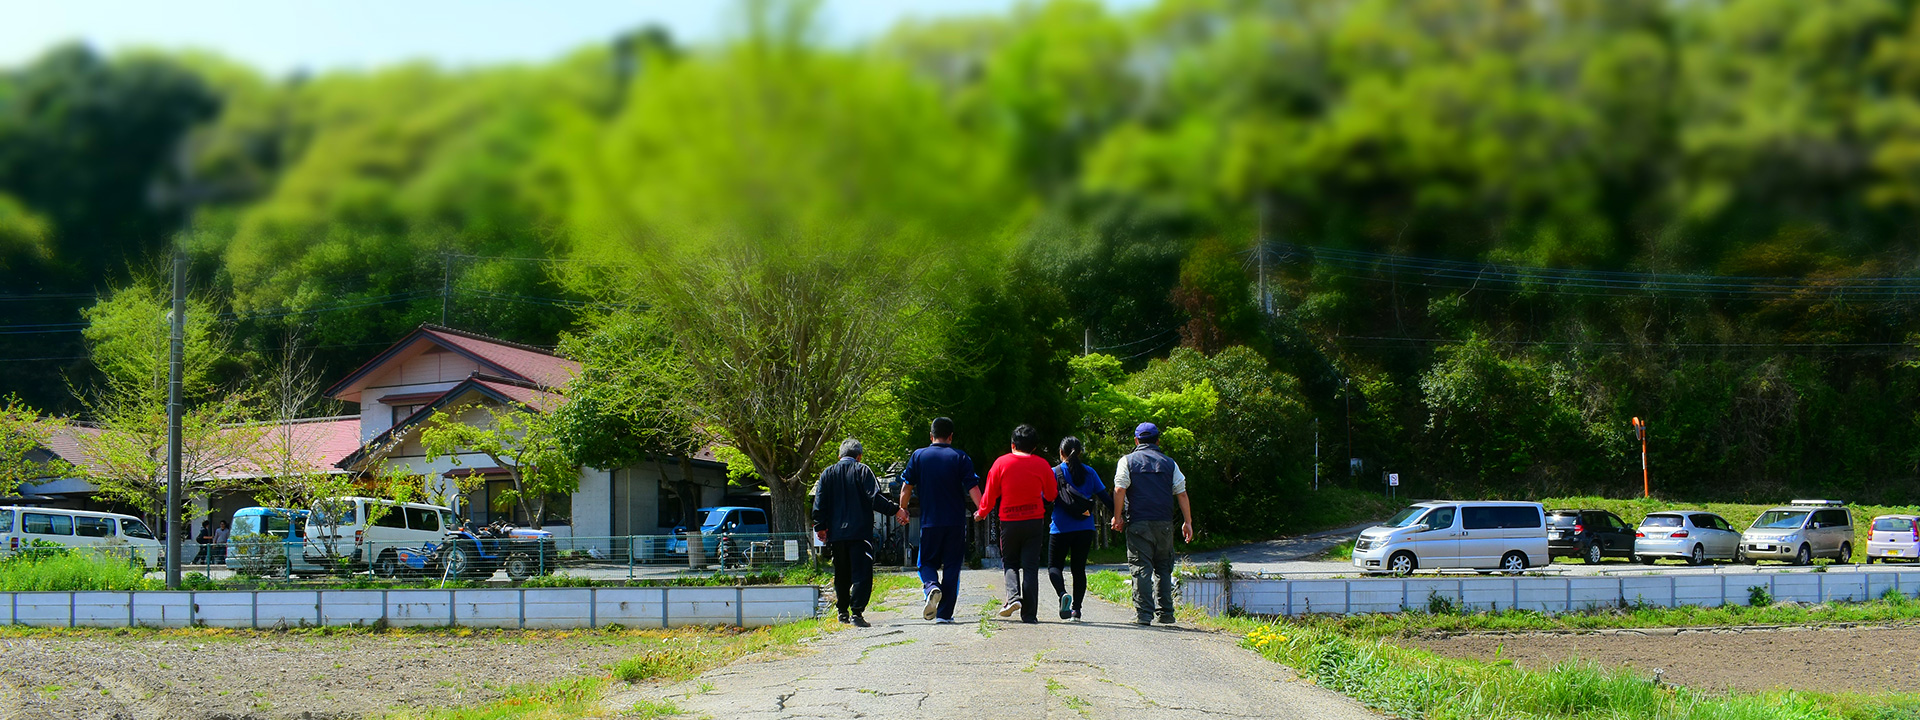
[813,438,906,627]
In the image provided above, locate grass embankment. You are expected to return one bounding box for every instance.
[1541,496,1920,565]
[1088,570,1920,720]
[0,550,154,591]
[1088,486,1398,564]
[377,572,917,720]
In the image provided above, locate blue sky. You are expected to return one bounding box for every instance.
[0,0,1147,75]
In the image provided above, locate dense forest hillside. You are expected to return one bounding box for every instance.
[6,0,1920,533]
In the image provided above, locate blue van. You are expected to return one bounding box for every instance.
[669,506,771,555]
[226,507,325,577]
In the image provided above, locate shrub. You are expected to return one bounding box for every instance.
[1748,585,1773,607]
[0,549,155,591]
[1426,590,1457,616]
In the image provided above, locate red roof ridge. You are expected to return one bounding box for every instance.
[419,324,561,358]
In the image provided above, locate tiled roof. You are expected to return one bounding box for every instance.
[37,424,106,477]
[222,417,361,478]
[421,327,579,390]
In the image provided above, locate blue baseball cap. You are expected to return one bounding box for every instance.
[1134,422,1160,439]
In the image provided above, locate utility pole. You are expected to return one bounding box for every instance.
[1255,194,1271,315]
[441,254,451,326]
[1083,327,1090,356]
[1313,418,1320,491]
[1632,417,1650,498]
[165,250,185,590]
[1343,378,1354,487]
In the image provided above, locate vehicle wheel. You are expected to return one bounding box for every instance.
[1839,543,1853,564]
[1866,556,1877,564]
[442,542,474,579]
[505,553,536,581]
[1687,544,1705,566]
[1735,545,1749,565]
[373,551,399,579]
[1794,544,1812,566]
[1388,551,1417,576]
[1584,544,1603,565]
[1639,555,1657,565]
[1500,551,1528,574]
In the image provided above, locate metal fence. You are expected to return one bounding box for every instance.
[1181,567,1920,616]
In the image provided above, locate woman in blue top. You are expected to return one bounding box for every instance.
[1049,436,1113,620]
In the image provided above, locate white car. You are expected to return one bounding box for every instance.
[1867,515,1920,563]
[1352,501,1548,574]
[1634,512,1742,565]
[0,506,162,568]
[303,497,455,576]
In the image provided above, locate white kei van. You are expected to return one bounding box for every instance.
[302,497,455,574]
[1352,501,1549,575]
[0,506,162,568]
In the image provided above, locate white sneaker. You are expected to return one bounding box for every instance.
[923,587,942,621]
[998,599,1020,618]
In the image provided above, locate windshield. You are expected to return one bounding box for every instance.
[120,519,155,539]
[1873,517,1914,532]
[699,510,725,529]
[1383,506,1431,528]
[1752,510,1809,530]
[233,515,262,535]
[1641,515,1682,528]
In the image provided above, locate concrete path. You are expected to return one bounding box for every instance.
[629,575,1379,720]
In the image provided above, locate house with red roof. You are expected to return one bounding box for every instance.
[22,325,732,544]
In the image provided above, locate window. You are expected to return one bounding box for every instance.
[121,519,155,539]
[392,404,422,426]
[1609,514,1631,532]
[0,510,11,533]
[1464,505,1540,530]
[1464,506,1499,530]
[1690,514,1717,529]
[742,509,766,527]
[1814,509,1850,528]
[263,514,293,536]
[1874,517,1915,532]
[1422,506,1456,530]
[23,513,71,535]
[372,503,408,529]
[1642,514,1682,527]
[233,515,261,536]
[1752,510,1808,529]
[74,517,115,537]
[404,506,440,532]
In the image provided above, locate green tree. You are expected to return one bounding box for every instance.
[0,395,71,497]
[419,400,580,530]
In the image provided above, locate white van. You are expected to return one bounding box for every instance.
[1352,501,1548,575]
[0,506,162,568]
[302,497,454,575]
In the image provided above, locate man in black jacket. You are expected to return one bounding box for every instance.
[813,438,907,626]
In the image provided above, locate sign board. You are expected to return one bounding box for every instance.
[784,540,801,562]
[1388,473,1399,487]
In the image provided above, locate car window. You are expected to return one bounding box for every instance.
[120,519,155,539]
[1500,506,1541,528]
[1424,506,1456,530]
[1611,514,1631,531]
[264,514,292,536]
[743,510,766,526]
[372,503,408,529]
[1689,514,1717,530]
[1713,516,1734,532]
[1873,517,1915,532]
[1753,510,1808,529]
[1823,509,1850,527]
[74,516,115,538]
[1547,512,1579,528]
[1384,506,1431,528]
[1463,506,1498,530]
[0,510,12,533]
[23,513,72,536]
[1642,514,1682,528]
[404,507,439,532]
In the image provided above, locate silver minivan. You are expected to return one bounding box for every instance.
[1742,500,1854,565]
[1353,501,1549,574]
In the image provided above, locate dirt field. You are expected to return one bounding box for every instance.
[1403,624,1920,694]
[0,630,667,720]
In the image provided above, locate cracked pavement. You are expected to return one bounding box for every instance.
[627,574,1380,719]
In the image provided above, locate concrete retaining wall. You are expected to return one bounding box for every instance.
[0,585,819,629]
[1182,569,1920,616]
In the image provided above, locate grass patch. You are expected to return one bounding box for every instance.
[1045,677,1092,718]
[0,549,155,591]
[381,677,605,720]
[1308,594,1920,640]
[1322,539,1357,562]
[1542,495,1920,564]
[1083,570,1920,720]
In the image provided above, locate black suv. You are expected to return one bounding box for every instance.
[1547,509,1637,564]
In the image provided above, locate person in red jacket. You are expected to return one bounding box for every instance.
[974,424,1057,623]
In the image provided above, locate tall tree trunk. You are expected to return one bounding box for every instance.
[768,472,811,536]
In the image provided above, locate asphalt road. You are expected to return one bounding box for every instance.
[621,575,1381,720]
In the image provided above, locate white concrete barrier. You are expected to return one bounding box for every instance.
[1183,569,1920,616]
[0,585,821,629]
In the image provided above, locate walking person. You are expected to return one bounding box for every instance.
[812,439,907,627]
[1110,423,1194,625]
[193,521,213,564]
[897,417,983,623]
[212,520,230,564]
[1049,436,1111,621]
[974,424,1056,624]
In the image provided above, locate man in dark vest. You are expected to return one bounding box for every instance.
[1109,423,1193,625]
[812,438,907,627]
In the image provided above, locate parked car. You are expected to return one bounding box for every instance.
[1547,508,1637,564]
[1866,514,1920,563]
[303,497,456,576]
[669,506,770,556]
[1634,511,1742,565]
[1741,500,1854,565]
[0,506,161,568]
[226,507,326,577]
[1352,501,1548,575]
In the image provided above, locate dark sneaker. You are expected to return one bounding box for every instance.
[837,612,851,624]
[1134,617,1153,626]
[1020,618,1039,624]
[1070,609,1082,621]
[998,599,1021,618]
[1058,594,1073,620]
[1156,614,1177,625]
[923,587,942,621]
[852,614,871,628]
